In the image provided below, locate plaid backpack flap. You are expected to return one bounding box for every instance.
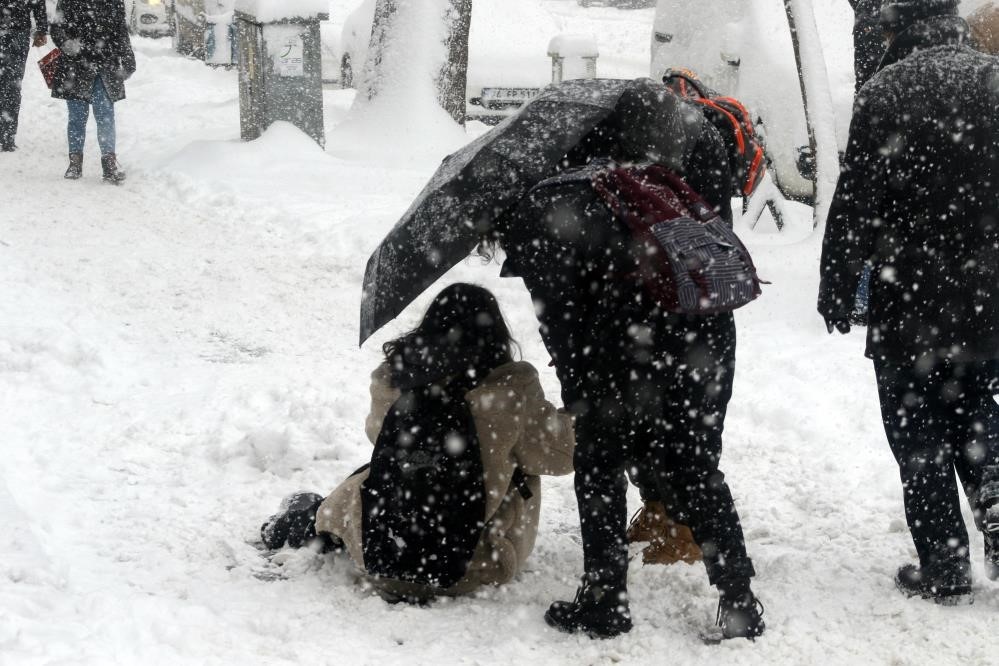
[592,164,763,314]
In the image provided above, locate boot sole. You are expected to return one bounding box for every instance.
[895,579,974,605]
[544,610,632,639]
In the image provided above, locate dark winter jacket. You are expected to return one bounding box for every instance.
[0,0,47,34]
[498,114,737,409]
[849,0,886,90]
[818,16,999,365]
[50,0,135,102]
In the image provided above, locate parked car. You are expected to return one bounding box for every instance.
[339,0,559,123]
[127,0,174,37]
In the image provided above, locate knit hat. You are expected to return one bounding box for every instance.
[879,0,960,30]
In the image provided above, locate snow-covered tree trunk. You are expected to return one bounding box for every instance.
[437,0,472,125]
[356,0,471,126]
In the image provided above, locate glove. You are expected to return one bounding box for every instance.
[825,318,851,335]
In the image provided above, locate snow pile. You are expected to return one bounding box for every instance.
[547,33,599,58]
[234,0,329,21]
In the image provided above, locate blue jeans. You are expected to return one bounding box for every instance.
[67,77,115,155]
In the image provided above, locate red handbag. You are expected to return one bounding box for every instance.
[38,48,61,89]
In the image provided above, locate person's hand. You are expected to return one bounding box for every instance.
[825,318,851,335]
[32,32,47,48]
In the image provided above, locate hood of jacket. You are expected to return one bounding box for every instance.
[878,15,971,69]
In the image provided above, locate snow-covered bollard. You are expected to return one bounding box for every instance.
[233,0,330,146]
[547,34,599,84]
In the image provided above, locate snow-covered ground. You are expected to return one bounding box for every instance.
[2,5,998,665]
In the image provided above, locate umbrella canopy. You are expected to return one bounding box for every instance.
[359,77,704,345]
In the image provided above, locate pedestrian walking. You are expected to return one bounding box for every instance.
[850,0,887,91]
[0,0,47,151]
[819,0,999,603]
[50,0,135,182]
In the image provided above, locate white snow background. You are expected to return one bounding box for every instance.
[2,1,997,664]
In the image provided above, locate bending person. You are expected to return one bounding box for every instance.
[261,283,575,601]
[494,78,764,640]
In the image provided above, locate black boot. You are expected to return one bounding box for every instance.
[544,575,632,639]
[260,491,325,550]
[895,563,973,605]
[64,153,83,179]
[101,153,126,184]
[710,581,765,641]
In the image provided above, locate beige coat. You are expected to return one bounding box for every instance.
[969,2,999,54]
[315,360,575,596]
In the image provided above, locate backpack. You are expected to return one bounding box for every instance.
[360,380,487,589]
[663,68,767,198]
[590,163,763,314]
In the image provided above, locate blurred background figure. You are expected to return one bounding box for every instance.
[968,0,999,52]
[0,0,47,152]
[849,0,887,90]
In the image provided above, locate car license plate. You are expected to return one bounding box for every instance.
[481,87,541,102]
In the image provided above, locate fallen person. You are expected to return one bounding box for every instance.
[260,283,575,602]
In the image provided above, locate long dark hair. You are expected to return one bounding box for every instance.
[382,283,517,390]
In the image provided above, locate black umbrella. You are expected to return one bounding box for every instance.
[359,77,703,345]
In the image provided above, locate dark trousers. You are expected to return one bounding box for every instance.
[567,311,755,589]
[875,358,999,574]
[0,29,30,147]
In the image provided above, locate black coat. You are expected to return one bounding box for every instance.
[50,0,135,102]
[498,115,737,410]
[0,0,47,33]
[818,16,999,365]
[849,0,885,90]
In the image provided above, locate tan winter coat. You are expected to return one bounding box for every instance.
[969,2,999,54]
[315,360,575,596]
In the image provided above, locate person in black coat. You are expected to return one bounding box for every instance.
[849,0,887,90]
[50,0,135,182]
[0,0,47,151]
[819,0,999,602]
[495,98,763,640]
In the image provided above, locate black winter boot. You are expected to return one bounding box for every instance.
[64,153,83,179]
[260,492,325,550]
[706,580,765,642]
[895,563,973,605]
[545,575,632,639]
[101,153,126,184]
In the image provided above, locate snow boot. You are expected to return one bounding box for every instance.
[64,153,83,179]
[101,153,126,184]
[545,575,632,639]
[894,564,973,605]
[260,491,326,550]
[707,581,765,642]
[1,143,16,152]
